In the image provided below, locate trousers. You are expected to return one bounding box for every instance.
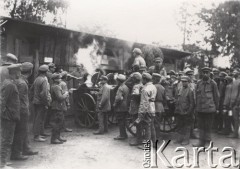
[176,114,192,141]
[116,111,128,137]
[197,112,214,142]
[51,110,64,141]
[33,104,47,137]
[1,119,16,166]
[232,106,239,136]
[97,111,108,133]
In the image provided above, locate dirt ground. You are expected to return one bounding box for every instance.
[12,118,240,169]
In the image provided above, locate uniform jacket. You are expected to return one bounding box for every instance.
[219,80,227,109]
[224,79,240,107]
[32,74,51,106]
[0,79,20,121]
[132,55,146,68]
[16,75,30,115]
[59,80,69,111]
[0,64,11,85]
[195,79,219,113]
[154,83,166,113]
[175,86,194,115]
[51,83,68,111]
[114,83,129,112]
[96,83,111,112]
[129,83,142,115]
[138,82,157,117]
[148,66,167,77]
[223,83,233,109]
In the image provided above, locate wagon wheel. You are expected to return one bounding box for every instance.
[155,113,177,133]
[76,93,97,128]
[126,115,137,137]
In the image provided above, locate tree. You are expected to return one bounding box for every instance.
[3,0,68,25]
[198,1,240,67]
[142,45,164,67]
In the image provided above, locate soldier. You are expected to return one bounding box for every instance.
[128,72,143,146]
[226,70,240,138]
[222,76,234,136]
[50,73,69,144]
[113,74,129,140]
[60,71,72,132]
[148,57,167,77]
[132,48,146,70]
[94,76,111,135]
[0,53,18,84]
[136,73,157,146]
[32,65,51,142]
[0,64,21,169]
[193,67,219,147]
[174,76,194,145]
[11,62,38,161]
[152,73,167,138]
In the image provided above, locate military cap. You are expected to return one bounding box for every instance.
[178,71,184,75]
[132,48,142,55]
[181,76,190,82]
[5,53,18,62]
[201,67,211,72]
[21,62,33,72]
[152,73,161,78]
[100,75,108,81]
[169,70,176,75]
[171,75,177,79]
[212,68,219,73]
[48,63,56,68]
[154,57,163,62]
[131,72,142,80]
[142,73,152,80]
[7,63,22,71]
[52,73,61,80]
[39,64,49,72]
[117,74,126,81]
[184,68,193,75]
[219,71,228,77]
[225,76,233,81]
[139,65,147,71]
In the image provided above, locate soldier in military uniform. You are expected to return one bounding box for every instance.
[132,48,146,71]
[174,76,194,145]
[137,73,157,146]
[113,74,129,140]
[0,64,21,169]
[94,76,111,135]
[152,73,167,139]
[193,67,219,147]
[11,62,38,161]
[148,57,167,77]
[50,73,69,144]
[32,65,52,142]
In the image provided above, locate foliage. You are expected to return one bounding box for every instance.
[3,0,68,24]
[142,45,164,67]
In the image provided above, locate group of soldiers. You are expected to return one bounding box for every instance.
[0,48,240,168]
[0,53,73,169]
[93,48,240,149]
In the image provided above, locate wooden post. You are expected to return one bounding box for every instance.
[33,49,39,79]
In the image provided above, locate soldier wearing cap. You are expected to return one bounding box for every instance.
[113,74,129,140]
[214,71,228,133]
[174,76,194,145]
[152,73,167,138]
[11,62,38,161]
[94,76,111,134]
[32,65,52,142]
[148,57,167,77]
[128,72,143,146]
[0,64,21,168]
[137,73,157,146]
[193,67,220,147]
[212,68,220,87]
[224,70,240,138]
[132,48,146,71]
[50,73,69,144]
[59,71,72,132]
[0,53,18,84]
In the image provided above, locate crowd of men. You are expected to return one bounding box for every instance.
[0,48,240,168]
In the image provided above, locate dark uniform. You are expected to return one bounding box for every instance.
[113,75,129,140]
[194,67,219,146]
[32,65,51,141]
[51,73,68,143]
[174,76,194,145]
[0,64,21,167]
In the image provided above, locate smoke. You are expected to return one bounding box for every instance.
[75,39,102,75]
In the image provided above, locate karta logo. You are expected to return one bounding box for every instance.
[142,140,239,168]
